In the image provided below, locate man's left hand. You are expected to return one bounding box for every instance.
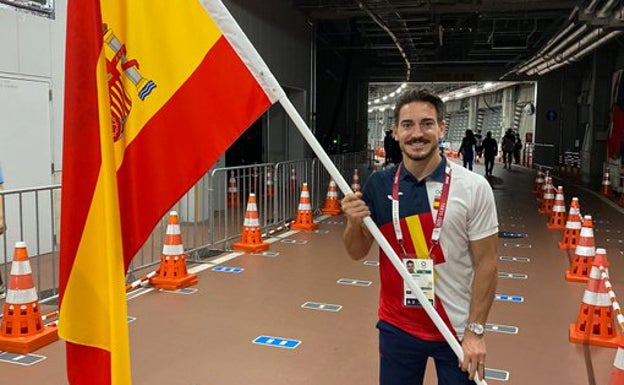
[459,331,486,382]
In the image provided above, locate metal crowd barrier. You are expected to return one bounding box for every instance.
[0,151,374,303]
[0,185,60,301]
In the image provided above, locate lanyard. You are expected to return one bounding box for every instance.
[392,163,452,256]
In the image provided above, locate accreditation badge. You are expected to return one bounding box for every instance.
[403,257,435,308]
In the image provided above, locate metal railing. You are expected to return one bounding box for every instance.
[0,151,374,303]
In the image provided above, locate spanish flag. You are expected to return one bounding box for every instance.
[59,1,283,384]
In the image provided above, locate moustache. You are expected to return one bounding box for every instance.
[404,139,430,145]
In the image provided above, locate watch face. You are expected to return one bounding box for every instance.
[469,323,484,335]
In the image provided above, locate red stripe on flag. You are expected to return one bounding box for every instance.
[66,342,111,385]
[117,36,271,266]
[60,0,103,298]
[60,1,112,383]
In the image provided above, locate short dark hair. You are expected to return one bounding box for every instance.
[393,88,445,124]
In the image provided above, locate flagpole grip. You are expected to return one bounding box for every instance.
[278,97,486,385]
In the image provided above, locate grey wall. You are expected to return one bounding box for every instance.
[0,2,66,183]
[224,0,312,162]
[533,39,622,187]
[533,64,582,166]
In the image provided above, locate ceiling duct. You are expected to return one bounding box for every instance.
[512,0,623,77]
[356,0,411,81]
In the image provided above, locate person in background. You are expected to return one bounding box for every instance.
[458,129,477,170]
[341,88,498,385]
[0,163,5,295]
[474,130,483,164]
[501,129,516,170]
[384,129,402,166]
[482,131,498,177]
[513,134,523,165]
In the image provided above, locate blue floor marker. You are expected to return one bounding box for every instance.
[503,242,532,249]
[0,351,46,366]
[212,266,244,273]
[495,294,524,303]
[253,335,301,349]
[486,323,519,335]
[498,272,528,279]
[485,368,510,381]
[499,256,530,262]
[498,231,528,238]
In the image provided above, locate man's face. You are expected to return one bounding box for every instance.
[393,101,445,162]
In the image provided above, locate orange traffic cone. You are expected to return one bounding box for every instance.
[558,197,582,250]
[537,171,550,204]
[227,171,240,208]
[569,248,621,347]
[232,193,270,253]
[321,178,342,216]
[291,183,319,231]
[538,176,555,215]
[547,186,566,230]
[0,242,58,353]
[149,211,198,290]
[533,168,545,195]
[609,344,624,385]
[565,215,595,283]
[601,168,614,197]
[351,169,361,193]
[266,170,274,198]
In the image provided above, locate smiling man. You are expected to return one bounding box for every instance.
[341,88,499,385]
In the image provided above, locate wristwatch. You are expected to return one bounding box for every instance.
[466,322,485,336]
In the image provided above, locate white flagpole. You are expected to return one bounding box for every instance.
[201,1,486,383]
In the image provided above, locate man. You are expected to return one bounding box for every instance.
[384,129,401,166]
[482,131,498,177]
[458,129,476,170]
[342,88,498,385]
[501,129,516,169]
[474,130,483,164]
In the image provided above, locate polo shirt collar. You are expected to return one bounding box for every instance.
[399,156,447,184]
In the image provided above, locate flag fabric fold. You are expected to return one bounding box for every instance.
[60,1,282,384]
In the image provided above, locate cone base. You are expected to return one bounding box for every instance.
[565,270,589,283]
[150,273,198,290]
[569,324,622,348]
[610,368,624,384]
[232,241,270,253]
[291,222,319,231]
[321,207,341,216]
[0,325,58,354]
[547,223,565,230]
